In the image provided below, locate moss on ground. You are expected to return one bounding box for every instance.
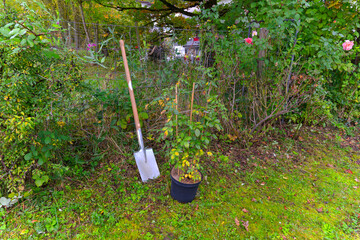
[1,126,360,239]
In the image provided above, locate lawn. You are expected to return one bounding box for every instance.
[1,126,360,239]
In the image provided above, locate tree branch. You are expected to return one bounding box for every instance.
[93,0,171,12]
[94,0,200,17]
[158,0,199,17]
[16,20,45,37]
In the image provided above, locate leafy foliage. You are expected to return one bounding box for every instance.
[158,73,226,182]
[0,3,84,194]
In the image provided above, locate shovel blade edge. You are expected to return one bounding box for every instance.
[134,148,160,182]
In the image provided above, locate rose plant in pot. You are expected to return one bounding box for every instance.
[159,80,226,203]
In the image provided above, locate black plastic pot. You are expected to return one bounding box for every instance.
[170,173,202,203]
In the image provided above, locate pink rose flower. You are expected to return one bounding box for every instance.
[245,38,253,45]
[342,40,354,51]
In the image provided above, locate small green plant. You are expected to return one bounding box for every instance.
[159,78,226,182]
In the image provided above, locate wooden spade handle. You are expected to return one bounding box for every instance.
[120,40,141,130]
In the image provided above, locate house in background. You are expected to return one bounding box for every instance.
[137,0,231,61]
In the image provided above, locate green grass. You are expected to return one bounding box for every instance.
[2,126,360,239]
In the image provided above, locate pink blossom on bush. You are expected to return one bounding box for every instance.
[342,40,354,51]
[245,38,253,45]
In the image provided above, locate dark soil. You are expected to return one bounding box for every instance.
[171,167,201,184]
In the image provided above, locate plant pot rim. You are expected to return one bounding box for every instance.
[170,167,202,186]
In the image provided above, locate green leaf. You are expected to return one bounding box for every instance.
[42,49,60,59]
[0,27,10,37]
[35,179,43,187]
[44,137,51,144]
[45,151,51,159]
[33,150,38,157]
[195,129,200,137]
[27,38,34,47]
[19,29,27,36]
[24,153,32,161]
[139,112,149,120]
[28,34,36,40]
[38,157,44,166]
[120,120,127,129]
[4,23,14,28]
[9,28,20,36]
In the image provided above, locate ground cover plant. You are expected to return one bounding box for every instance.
[2,126,360,239]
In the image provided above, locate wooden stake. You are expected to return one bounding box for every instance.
[189,82,195,124]
[175,82,178,137]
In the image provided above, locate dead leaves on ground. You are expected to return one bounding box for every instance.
[235,217,249,231]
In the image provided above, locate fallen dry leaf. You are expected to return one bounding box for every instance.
[355,178,359,182]
[235,217,240,226]
[317,208,323,213]
[260,182,265,186]
[242,208,249,213]
[241,220,249,231]
[251,198,257,202]
[345,169,353,174]
[353,186,358,189]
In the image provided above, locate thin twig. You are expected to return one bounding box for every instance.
[16,20,45,37]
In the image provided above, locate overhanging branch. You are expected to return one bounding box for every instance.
[93,0,200,17]
[158,0,199,17]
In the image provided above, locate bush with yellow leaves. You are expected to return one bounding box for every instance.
[0,5,83,195]
[158,76,227,183]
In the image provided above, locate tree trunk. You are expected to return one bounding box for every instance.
[3,0,7,16]
[94,23,99,52]
[78,0,90,44]
[71,2,80,49]
[256,28,269,79]
[67,22,72,47]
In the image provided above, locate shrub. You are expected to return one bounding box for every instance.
[0,4,84,194]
